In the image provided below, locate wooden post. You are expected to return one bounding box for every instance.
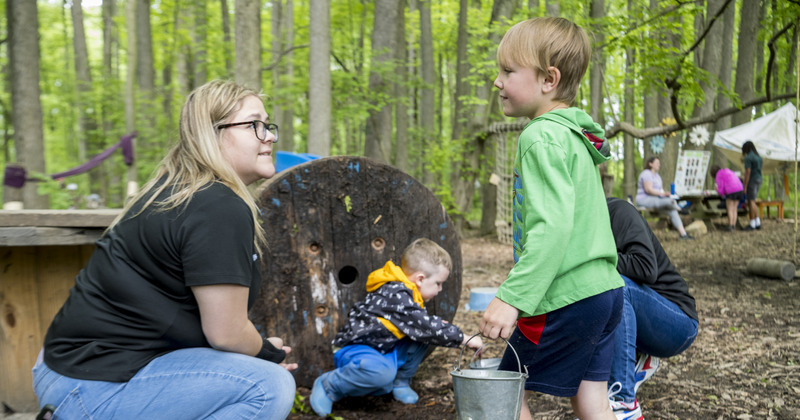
[746,258,795,281]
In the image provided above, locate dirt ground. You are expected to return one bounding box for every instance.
[289,215,800,420]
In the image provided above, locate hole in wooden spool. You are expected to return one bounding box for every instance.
[309,242,321,253]
[338,265,359,285]
[371,237,385,251]
[314,305,329,317]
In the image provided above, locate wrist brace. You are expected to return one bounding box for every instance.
[256,336,287,363]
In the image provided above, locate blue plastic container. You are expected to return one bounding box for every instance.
[467,287,498,312]
[274,151,321,173]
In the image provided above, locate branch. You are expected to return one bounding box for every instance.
[597,0,694,50]
[262,44,309,71]
[766,23,795,101]
[605,92,798,139]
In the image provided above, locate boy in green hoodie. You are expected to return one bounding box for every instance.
[309,238,483,417]
[480,17,624,420]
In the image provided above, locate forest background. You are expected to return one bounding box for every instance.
[2,0,799,236]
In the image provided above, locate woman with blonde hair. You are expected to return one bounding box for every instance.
[33,80,297,420]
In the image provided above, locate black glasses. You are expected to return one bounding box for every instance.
[217,120,278,143]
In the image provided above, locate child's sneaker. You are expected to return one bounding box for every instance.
[633,354,660,394]
[610,398,644,420]
[309,375,334,417]
[391,386,419,404]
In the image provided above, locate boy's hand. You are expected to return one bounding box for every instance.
[479,298,519,339]
[463,334,484,352]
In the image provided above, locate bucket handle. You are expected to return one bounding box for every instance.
[453,333,528,376]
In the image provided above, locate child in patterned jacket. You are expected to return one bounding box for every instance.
[309,238,483,417]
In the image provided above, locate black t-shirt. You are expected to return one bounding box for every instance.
[606,197,698,321]
[44,182,262,381]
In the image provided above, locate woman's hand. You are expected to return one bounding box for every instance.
[479,298,519,339]
[278,345,298,371]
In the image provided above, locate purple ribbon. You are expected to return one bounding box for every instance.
[3,133,136,187]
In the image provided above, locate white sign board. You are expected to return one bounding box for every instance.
[674,150,711,196]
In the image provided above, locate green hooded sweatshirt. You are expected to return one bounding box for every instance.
[496,108,622,318]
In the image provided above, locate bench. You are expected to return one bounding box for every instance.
[756,200,783,220]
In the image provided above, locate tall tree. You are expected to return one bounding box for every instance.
[8,0,47,208]
[308,0,332,156]
[731,0,760,126]
[394,1,410,172]
[125,0,139,198]
[235,0,261,90]
[714,0,735,168]
[363,0,398,163]
[72,0,104,197]
[418,0,435,185]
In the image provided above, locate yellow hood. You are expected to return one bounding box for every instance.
[366,261,425,309]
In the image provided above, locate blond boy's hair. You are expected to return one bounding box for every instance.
[401,238,452,276]
[497,17,590,105]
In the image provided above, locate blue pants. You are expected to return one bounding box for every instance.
[32,348,296,420]
[608,275,698,403]
[321,339,428,401]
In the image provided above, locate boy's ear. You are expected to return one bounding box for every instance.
[541,66,561,93]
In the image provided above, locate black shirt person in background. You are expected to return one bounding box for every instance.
[605,197,699,420]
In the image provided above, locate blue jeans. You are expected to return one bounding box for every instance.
[321,339,427,401]
[608,275,698,403]
[32,347,296,420]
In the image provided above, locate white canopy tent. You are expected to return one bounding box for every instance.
[712,102,800,174]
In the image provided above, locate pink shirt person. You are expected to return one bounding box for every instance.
[714,168,744,197]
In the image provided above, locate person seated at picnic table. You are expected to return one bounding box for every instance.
[710,164,745,232]
[635,156,693,240]
[32,80,298,420]
[605,197,699,420]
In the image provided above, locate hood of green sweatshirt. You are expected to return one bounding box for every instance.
[533,108,611,166]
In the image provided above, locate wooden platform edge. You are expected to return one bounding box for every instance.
[0,209,122,228]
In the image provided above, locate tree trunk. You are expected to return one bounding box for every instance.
[193,2,208,86]
[220,0,233,75]
[589,0,605,125]
[9,0,48,209]
[478,0,515,237]
[235,0,261,90]
[447,0,470,229]
[72,0,104,200]
[714,0,735,168]
[622,0,635,200]
[282,0,296,151]
[363,0,398,163]
[102,0,121,206]
[731,0,760,126]
[136,0,155,151]
[394,1,409,172]
[125,0,138,199]
[308,0,332,156]
[418,0,435,185]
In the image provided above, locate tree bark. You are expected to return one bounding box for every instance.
[394,1,409,172]
[308,0,332,156]
[731,0,760,126]
[125,0,138,199]
[622,0,635,200]
[363,0,398,163]
[72,0,105,200]
[9,0,48,208]
[418,0,435,185]
[235,0,261,90]
[220,0,233,75]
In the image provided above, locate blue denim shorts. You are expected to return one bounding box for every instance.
[498,288,623,397]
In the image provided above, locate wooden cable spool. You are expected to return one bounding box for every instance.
[249,156,462,387]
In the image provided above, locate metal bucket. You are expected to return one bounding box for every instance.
[450,334,528,420]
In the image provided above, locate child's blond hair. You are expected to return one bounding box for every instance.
[497,17,590,105]
[401,238,452,276]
